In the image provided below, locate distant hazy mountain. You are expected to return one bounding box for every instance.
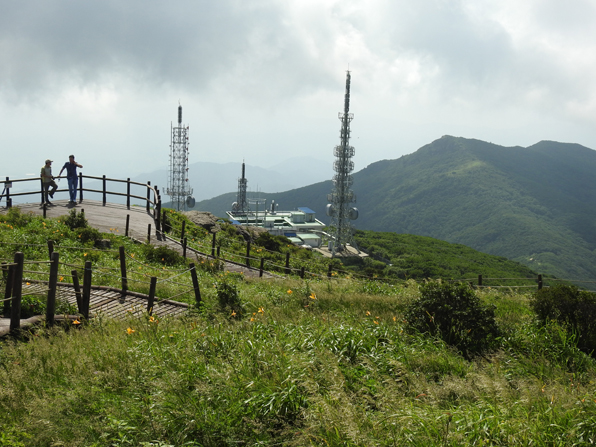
[134,157,332,202]
[193,136,596,282]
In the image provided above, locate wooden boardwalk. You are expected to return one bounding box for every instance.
[11,199,155,242]
[0,282,189,336]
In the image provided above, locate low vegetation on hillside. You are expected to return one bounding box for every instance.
[1,207,596,445]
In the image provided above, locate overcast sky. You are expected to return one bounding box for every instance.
[1,0,596,183]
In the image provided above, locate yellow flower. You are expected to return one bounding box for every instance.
[72,319,81,325]
[258,307,264,314]
[250,317,255,322]
[231,310,237,317]
[126,327,135,334]
[366,311,371,316]
[59,276,64,282]
[149,316,158,323]
[131,253,134,258]
[287,289,293,294]
[84,253,87,257]
[310,293,316,300]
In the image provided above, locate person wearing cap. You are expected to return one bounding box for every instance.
[58,155,83,204]
[40,159,57,206]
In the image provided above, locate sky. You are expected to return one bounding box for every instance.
[1,0,596,184]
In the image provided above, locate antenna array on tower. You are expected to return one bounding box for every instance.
[167,105,194,211]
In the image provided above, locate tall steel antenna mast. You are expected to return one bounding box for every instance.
[167,104,194,211]
[326,71,359,257]
[232,161,248,214]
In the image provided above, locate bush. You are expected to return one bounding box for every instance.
[62,209,88,230]
[19,295,77,318]
[404,280,500,358]
[530,284,596,355]
[142,245,184,266]
[75,227,102,245]
[215,279,244,317]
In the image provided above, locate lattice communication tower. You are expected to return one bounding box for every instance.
[326,71,359,257]
[231,162,248,214]
[167,105,194,211]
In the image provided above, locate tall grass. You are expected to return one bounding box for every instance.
[1,209,596,445]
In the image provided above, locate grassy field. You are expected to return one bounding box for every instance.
[1,208,596,446]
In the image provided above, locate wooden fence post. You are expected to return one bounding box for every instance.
[211,233,216,257]
[478,274,482,287]
[180,220,186,243]
[300,267,305,279]
[47,240,54,258]
[182,237,187,259]
[146,181,151,213]
[285,253,290,275]
[3,262,14,317]
[125,214,130,237]
[10,252,24,333]
[43,203,47,218]
[46,251,59,327]
[246,241,251,267]
[81,261,92,320]
[5,177,12,209]
[126,178,131,209]
[147,224,151,243]
[78,172,83,202]
[216,246,221,258]
[537,274,543,290]
[147,276,157,315]
[259,258,264,277]
[119,246,128,296]
[189,263,201,307]
[327,264,333,278]
[102,175,107,206]
[71,269,82,313]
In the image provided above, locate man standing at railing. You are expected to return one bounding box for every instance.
[58,155,83,204]
[40,159,57,206]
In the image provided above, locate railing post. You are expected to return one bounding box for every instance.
[246,241,251,267]
[538,274,543,290]
[189,263,201,307]
[78,172,83,203]
[43,203,47,218]
[71,269,82,313]
[146,181,151,213]
[147,224,151,243]
[125,214,130,237]
[259,258,264,277]
[162,209,168,235]
[300,266,305,279]
[217,246,221,258]
[47,240,54,258]
[5,177,12,209]
[147,276,157,315]
[328,264,333,278]
[82,261,92,320]
[211,233,216,257]
[3,262,14,317]
[156,189,161,234]
[119,246,128,296]
[126,178,131,209]
[102,175,107,206]
[39,178,44,206]
[180,220,186,243]
[285,253,290,275]
[182,237,187,259]
[478,274,483,287]
[10,252,24,333]
[46,251,59,327]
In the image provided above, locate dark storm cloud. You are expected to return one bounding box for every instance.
[0,0,335,104]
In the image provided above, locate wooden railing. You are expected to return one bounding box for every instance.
[1,174,162,220]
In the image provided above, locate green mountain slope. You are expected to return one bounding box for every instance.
[194,136,596,282]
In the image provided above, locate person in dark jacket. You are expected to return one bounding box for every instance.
[58,155,83,204]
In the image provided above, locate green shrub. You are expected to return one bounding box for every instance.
[62,209,88,230]
[254,232,291,252]
[142,244,184,266]
[75,227,102,245]
[2,208,32,228]
[530,284,596,355]
[19,295,77,319]
[404,280,500,358]
[215,279,244,317]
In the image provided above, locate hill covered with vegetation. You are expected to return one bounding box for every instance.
[193,136,596,283]
[2,207,596,445]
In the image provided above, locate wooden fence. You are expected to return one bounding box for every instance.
[1,247,202,336]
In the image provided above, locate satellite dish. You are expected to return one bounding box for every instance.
[186,196,196,208]
[349,207,359,220]
[326,204,335,217]
[232,202,239,211]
